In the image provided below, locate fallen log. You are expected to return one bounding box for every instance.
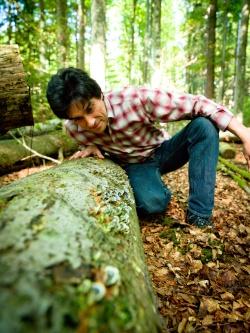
[0,44,33,134]
[0,119,63,140]
[0,130,78,175]
[219,142,236,159]
[0,158,161,333]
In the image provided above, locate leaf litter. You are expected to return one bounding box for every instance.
[140,147,250,332]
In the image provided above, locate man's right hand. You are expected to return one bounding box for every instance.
[69,146,105,160]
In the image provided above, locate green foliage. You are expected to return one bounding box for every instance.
[0,0,249,123]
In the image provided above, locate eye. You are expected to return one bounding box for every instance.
[85,102,92,114]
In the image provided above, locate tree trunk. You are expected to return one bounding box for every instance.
[128,0,137,84]
[218,0,229,103]
[0,45,33,135]
[205,0,217,99]
[143,0,152,83]
[0,130,77,175]
[77,0,85,69]
[39,0,47,70]
[90,0,106,90]
[56,0,68,67]
[233,0,250,114]
[151,0,162,86]
[0,158,161,333]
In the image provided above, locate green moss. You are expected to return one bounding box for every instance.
[159,228,180,246]
[201,248,213,263]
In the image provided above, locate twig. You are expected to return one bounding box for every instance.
[10,133,61,165]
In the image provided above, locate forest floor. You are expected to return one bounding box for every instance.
[0,145,249,333]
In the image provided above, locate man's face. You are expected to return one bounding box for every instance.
[68,98,108,134]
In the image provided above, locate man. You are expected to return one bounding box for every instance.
[46,67,250,228]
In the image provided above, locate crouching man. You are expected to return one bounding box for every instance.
[46,67,250,227]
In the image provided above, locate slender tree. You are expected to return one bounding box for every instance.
[234,0,250,114]
[205,0,217,99]
[143,0,152,83]
[218,0,229,102]
[90,0,106,89]
[128,0,137,83]
[77,0,85,69]
[151,0,162,85]
[39,0,47,70]
[56,0,68,67]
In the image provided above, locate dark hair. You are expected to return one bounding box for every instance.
[46,67,102,118]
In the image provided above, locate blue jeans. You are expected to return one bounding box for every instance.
[123,118,219,217]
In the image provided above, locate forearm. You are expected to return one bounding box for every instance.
[227,117,250,169]
[226,117,250,143]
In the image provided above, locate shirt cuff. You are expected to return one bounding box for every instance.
[211,108,234,131]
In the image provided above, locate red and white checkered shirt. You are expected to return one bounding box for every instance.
[65,87,233,163]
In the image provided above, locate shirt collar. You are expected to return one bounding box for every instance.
[103,95,114,118]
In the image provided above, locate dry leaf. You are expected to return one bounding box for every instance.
[200,298,220,315]
[177,317,188,333]
[202,315,214,326]
[198,280,209,288]
[220,292,234,301]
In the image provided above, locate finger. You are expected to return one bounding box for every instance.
[79,151,90,158]
[96,151,105,159]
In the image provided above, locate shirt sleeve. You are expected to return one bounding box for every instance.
[64,120,95,149]
[138,87,233,131]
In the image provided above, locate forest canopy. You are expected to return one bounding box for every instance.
[0,0,249,125]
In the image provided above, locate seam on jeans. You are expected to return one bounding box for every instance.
[188,207,211,218]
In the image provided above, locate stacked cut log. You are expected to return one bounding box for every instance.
[0,44,33,134]
[0,158,162,333]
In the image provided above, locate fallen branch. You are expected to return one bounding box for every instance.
[219,157,250,181]
[10,133,61,164]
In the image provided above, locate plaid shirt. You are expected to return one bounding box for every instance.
[65,87,233,163]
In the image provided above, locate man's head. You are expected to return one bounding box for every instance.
[46,67,108,133]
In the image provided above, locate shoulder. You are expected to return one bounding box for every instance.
[64,119,77,132]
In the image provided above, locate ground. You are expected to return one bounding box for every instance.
[0,146,249,332]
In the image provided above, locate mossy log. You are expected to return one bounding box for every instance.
[0,45,33,134]
[219,157,250,181]
[219,142,236,159]
[0,158,161,333]
[0,119,63,140]
[0,130,78,175]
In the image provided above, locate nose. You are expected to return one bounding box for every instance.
[84,115,95,129]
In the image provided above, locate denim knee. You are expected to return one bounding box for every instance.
[136,189,171,215]
[190,118,219,141]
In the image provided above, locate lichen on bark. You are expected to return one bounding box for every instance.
[0,158,161,333]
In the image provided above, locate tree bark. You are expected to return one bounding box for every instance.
[0,45,33,134]
[205,0,217,99]
[218,0,229,103]
[128,0,137,84]
[151,0,162,86]
[77,0,85,69]
[56,0,69,67]
[0,158,161,333]
[90,0,106,90]
[0,130,77,175]
[143,0,152,83]
[233,0,250,114]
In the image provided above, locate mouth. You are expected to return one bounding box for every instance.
[93,120,103,131]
